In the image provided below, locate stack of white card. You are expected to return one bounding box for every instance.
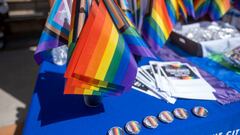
[132,61,216,104]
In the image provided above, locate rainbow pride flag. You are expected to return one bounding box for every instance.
[209,0,231,20]
[194,0,211,19]
[34,0,72,64]
[64,0,138,96]
[165,0,179,25]
[68,0,92,61]
[141,0,173,53]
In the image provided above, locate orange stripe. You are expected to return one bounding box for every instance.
[65,1,98,78]
[84,7,113,77]
[154,0,172,35]
[64,1,99,93]
[73,3,106,75]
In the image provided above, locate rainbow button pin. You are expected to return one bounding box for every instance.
[125,121,141,134]
[192,106,208,118]
[158,111,174,123]
[173,108,189,120]
[143,116,159,129]
[108,127,124,135]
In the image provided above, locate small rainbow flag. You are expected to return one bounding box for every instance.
[165,0,179,25]
[64,0,138,96]
[194,0,211,19]
[208,0,231,20]
[34,0,72,64]
[141,0,173,53]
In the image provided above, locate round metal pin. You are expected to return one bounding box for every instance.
[108,127,124,135]
[125,121,141,134]
[173,108,188,120]
[143,116,159,129]
[192,106,208,118]
[158,111,174,123]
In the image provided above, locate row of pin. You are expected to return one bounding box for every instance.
[108,106,208,135]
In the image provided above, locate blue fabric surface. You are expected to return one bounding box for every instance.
[23,59,240,135]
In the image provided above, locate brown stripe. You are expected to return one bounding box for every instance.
[105,0,125,29]
[45,23,68,40]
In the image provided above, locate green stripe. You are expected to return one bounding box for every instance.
[147,17,166,42]
[67,42,76,62]
[105,35,125,82]
[123,26,137,36]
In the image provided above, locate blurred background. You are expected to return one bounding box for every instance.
[0,0,49,134]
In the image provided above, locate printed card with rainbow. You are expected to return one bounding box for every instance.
[160,63,199,80]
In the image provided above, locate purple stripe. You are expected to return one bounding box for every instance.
[122,53,137,92]
[35,40,65,55]
[34,54,43,65]
[142,32,161,53]
[158,46,240,104]
[128,44,156,59]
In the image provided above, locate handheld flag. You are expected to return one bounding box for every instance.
[34,0,72,64]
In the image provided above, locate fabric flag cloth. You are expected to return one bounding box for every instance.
[141,0,173,53]
[165,0,179,25]
[183,0,195,19]
[68,0,92,61]
[177,0,188,21]
[208,0,231,20]
[117,0,135,24]
[34,0,72,64]
[64,0,138,96]
[106,0,156,58]
[194,0,211,19]
[135,0,141,27]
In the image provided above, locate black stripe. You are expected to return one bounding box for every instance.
[43,27,68,44]
[72,0,81,42]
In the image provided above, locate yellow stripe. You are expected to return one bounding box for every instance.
[151,9,169,39]
[172,0,179,19]
[95,23,119,80]
[83,89,94,95]
[68,29,74,46]
[215,0,228,14]
[73,83,100,94]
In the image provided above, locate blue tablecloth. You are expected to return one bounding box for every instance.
[23,58,240,135]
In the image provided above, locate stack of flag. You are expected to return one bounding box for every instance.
[34,0,232,96]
